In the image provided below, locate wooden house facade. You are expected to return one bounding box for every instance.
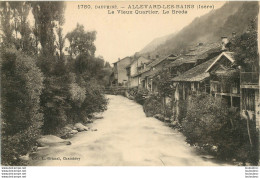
[206,52,240,108]
[240,68,259,129]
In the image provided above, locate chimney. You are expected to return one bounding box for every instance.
[118,58,120,61]
[221,36,229,50]
[156,54,159,59]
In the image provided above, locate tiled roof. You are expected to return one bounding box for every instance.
[112,56,132,64]
[185,43,221,56]
[169,43,221,68]
[124,56,151,69]
[137,54,177,76]
[171,56,218,82]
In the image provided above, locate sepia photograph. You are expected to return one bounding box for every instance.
[0,0,259,171]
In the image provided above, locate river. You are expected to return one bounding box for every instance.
[30,95,227,166]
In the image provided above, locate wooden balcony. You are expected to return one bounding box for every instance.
[240,72,259,89]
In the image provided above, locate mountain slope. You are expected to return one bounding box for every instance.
[140,33,176,54]
[140,1,259,57]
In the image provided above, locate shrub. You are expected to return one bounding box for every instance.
[143,95,164,117]
[134,88,149,105]
[182,94,229,146]
[1,48,44,165]
[40,74,71,134]
[82,80,108,115]
[67,78,108,124]
[181,93,258,164]
[69,82,86,107]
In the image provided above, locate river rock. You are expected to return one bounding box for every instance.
[128,95,134,100]
[37,135,71,147]
[86,119,93,124]
[70,129,78,134]
[19,153,30,161]
[74,123,89,132]
[59,126,74,139]
[154,114,164,121]
[170,121,178,127]
[164,118,170,123]
[95,116,104,120]
[93,113,104,119]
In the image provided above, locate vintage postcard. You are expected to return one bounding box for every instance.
[0,0,259,171]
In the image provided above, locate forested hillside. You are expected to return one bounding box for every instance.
[140,33,176,54]
[140,1,259,57]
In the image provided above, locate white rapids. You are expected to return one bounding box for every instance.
[30,95,227,166]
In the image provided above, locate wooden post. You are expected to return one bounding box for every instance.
[255,90,260,129]
[151,78,153,92]
[256,2,260,162]
[257,2,260,131]
[183,83,185,100]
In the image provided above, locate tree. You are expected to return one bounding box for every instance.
[66,23,96,57]
[1,48,44,165]
[154,69,174,116]
[155,69,173,98]
[9,2,33,53]
[0,2,35,54]
[232,19,258,71]
[0,2,14,47]
[30,2,71,134]
[31,1,66,56]
[56,26,65,60]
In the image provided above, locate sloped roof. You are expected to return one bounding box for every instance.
[169,56,197,67]
[125,56,151,69]
[169,43,221,68]
[141,69,160,79]
[137,54,177,75]
[185,43,221,56]
[171,56,218,82]
[205,52,235,72]
[112,56,132,64]
[151,54,178,67]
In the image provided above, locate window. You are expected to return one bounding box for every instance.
[232,86,238,94]
[191,83,195,91]
[242,88,255,111]
[211,82,218,92]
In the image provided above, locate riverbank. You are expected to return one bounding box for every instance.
[123,91,257,166]
[28,95,229,166]
[20,112,104,165]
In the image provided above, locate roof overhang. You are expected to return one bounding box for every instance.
[205,52,235,72]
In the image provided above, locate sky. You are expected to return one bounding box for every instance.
[62,1,226,64]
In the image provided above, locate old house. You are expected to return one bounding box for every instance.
[170,43,227,120]
[171,56,218,101]
[240,63,259,129]
[206,52,240,108]
[137,54,178,92]
[125,56,151,88]
[110,57,132,86]
[169,43,221,77]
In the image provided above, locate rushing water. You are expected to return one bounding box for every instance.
[30,95,227,166]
